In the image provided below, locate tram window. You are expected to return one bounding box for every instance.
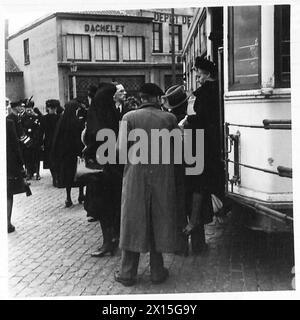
[228,6,261,90]
[274,5,290,88]
[153,23,163,53]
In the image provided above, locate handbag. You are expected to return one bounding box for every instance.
[74,157,104,183]
[211,194,223,214]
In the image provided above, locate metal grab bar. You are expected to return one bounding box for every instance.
[227,123,291,130]
[263,119,291,125]
[226,159,280,175]
[263,119,291,130]
[277,166,293,178]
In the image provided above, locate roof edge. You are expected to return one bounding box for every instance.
[7,12,153,41]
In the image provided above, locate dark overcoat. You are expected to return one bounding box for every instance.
[118,103,179,253]
[40,113,60,169]
[6,118,26,196]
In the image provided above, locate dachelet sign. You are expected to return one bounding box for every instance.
[84,24,125,33]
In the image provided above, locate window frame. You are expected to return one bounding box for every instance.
[66,34,91,62]
[23,38,30,65]
[228,6,262,91]
[152,22,163,53]
[122,36,145,62]
[169,24,182,53]
[94,35,119,62]
[274,5,291,88]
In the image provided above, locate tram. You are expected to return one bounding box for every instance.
[181,5,293,233]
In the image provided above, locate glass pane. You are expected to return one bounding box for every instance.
[82,36,90,60]
[103,37,110,60]
[66,35,74,60]
[129,37,137,60]
[95,36,103,60]
[232,6,260,87]
[136,37,143,60]
[74,36,82,60]
[123,37,129,60]
[110,37,117,60]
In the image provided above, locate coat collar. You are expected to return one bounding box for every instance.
[139,102,161,110]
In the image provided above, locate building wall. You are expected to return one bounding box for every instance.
[5,74,24,102]
[8,17,59,112]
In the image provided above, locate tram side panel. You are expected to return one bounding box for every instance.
[224,99,293,232]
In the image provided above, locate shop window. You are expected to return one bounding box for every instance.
[274,5,290,88]
[169,25,182,53]
[95,36,118,61]
[123,36,145,61]
[24,39,30,65]
[153,23,163,53]
[228,6,261,90]
[66,34,91,61]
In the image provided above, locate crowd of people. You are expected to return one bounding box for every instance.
[6,57,225,286]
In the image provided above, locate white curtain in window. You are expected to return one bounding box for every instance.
[95,36,103,60]
[81,36,90,60]
[123,37,130,60]
[66,35,75,60]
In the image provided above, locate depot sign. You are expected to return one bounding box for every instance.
[153,12,192,26]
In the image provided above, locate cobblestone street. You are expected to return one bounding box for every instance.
[7,169,295,298]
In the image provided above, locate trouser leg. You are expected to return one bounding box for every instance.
[191,223,206,253]
[149,216,165,280]
[7,195,13,226]
[120,250,140,279]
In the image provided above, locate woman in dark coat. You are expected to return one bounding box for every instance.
[83,82,121,257]
[51,100,85,207]
[182,57,222,254]
[7,118,31,233]
[40,100,60,186]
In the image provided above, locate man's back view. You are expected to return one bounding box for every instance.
[115,83,179,286]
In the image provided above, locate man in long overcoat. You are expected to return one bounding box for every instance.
[114,83,178,286]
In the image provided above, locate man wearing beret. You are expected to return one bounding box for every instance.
[115,83,178,286]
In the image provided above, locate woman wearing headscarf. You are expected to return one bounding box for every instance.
[51,100,85,207]
[83,83,121,257]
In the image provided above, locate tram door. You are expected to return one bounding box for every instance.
[211,7,226,199]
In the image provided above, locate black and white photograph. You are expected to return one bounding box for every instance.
[0,0,299,300]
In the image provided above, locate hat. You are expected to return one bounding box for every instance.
[162,85,189,109]
[10,101,20,109]
[139,83,164,97]
[25,101,34,109]
[194,57,217,75]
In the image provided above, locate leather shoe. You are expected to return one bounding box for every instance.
[65,200,73,208]
[114,271,136,286]
[151,268,169,284]
[8,224,15,233]
[91,242,115,257]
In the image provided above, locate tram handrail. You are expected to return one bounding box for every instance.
[277,166,293,178]
[227,120,291,130]
[225,159,293,178]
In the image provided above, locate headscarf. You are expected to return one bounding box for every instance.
[52,100,83,161]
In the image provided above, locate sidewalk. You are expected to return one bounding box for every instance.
[7,169,294,297]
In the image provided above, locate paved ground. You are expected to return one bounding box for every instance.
[7,169,295,297]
